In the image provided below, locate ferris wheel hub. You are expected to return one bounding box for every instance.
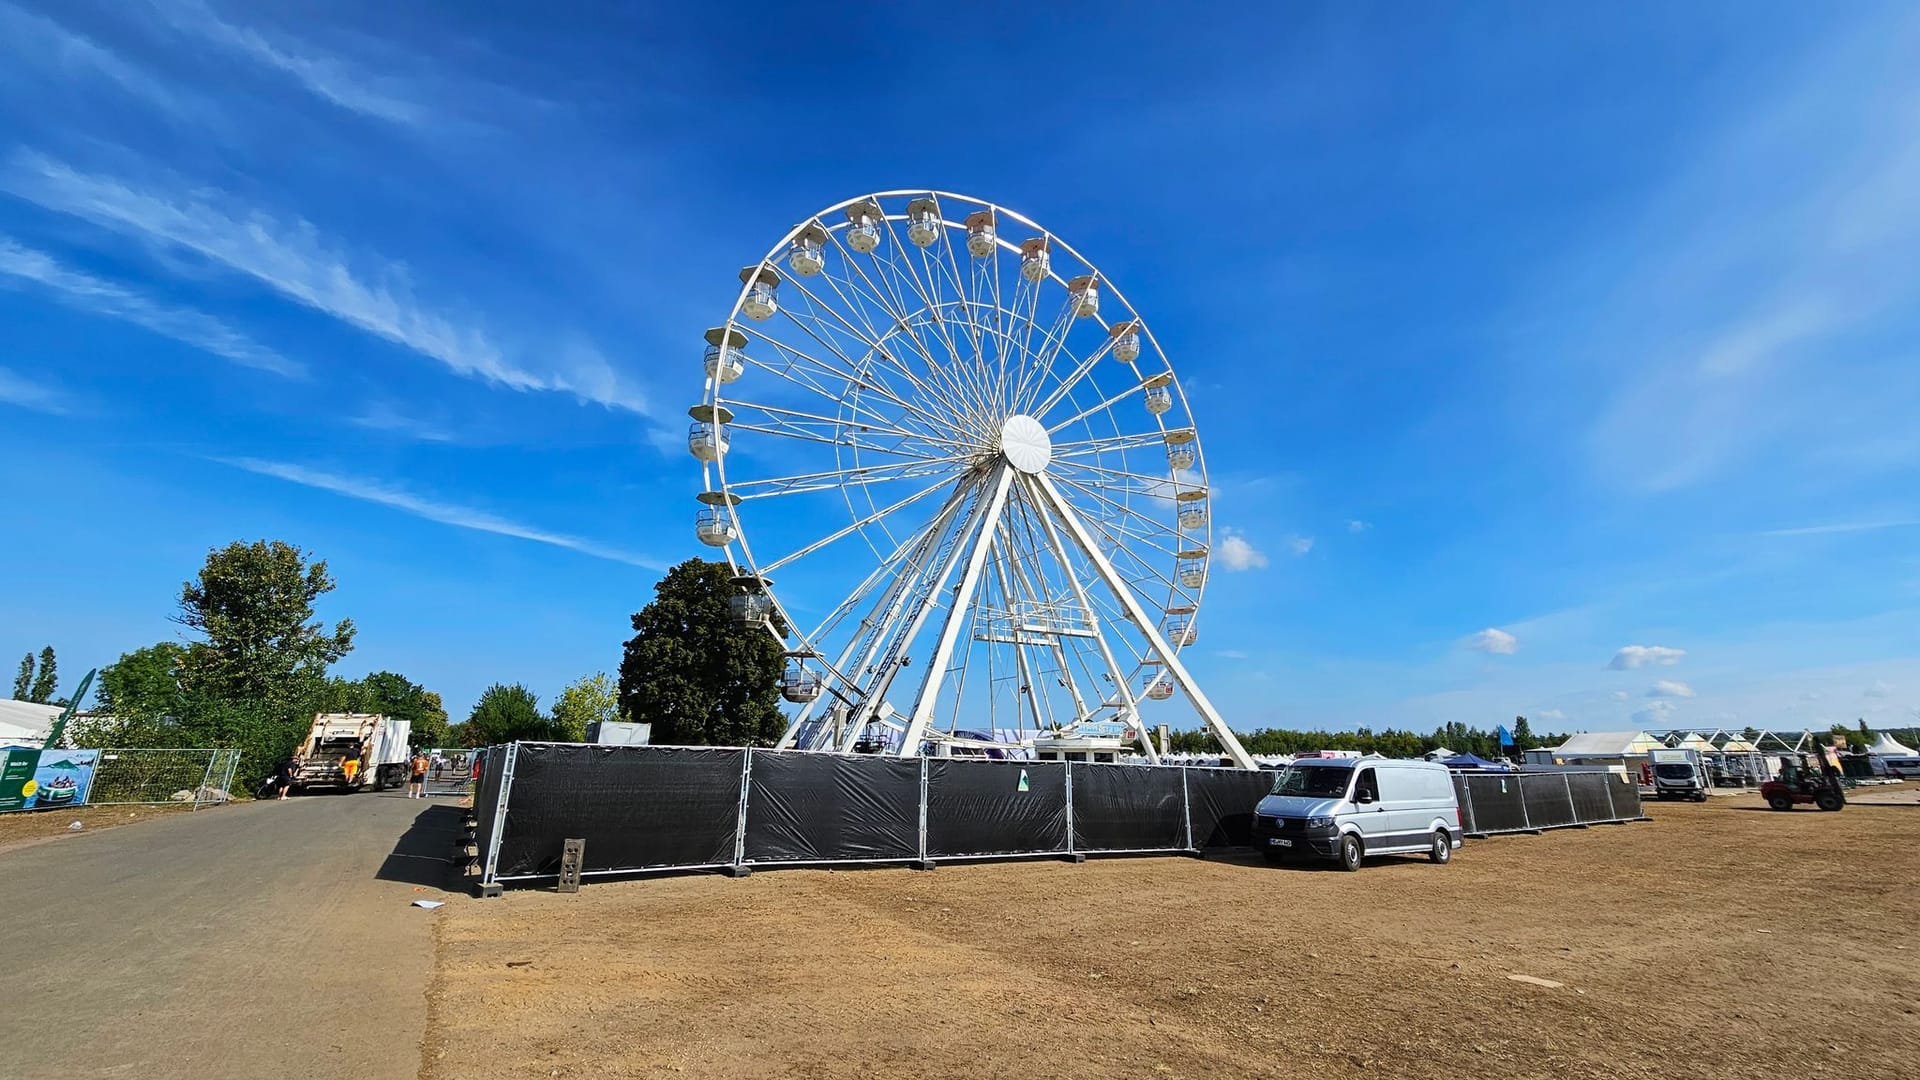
[997,414,1052,475]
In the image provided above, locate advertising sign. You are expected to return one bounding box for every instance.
[0,748,101,813]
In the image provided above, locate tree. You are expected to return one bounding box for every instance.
[552,672,623,742]
[27,645,57,704]
[12,652,31,700]
[78,643,191,748]
[1512,715,1537,753]
[316,670,451,748]
[176,540,355,709]
[464,683,554,745]
[618,559,785,747]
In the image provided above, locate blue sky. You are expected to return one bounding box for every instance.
[3,1,1918,735]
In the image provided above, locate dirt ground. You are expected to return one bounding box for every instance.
[0,801,194,853]
[425,795,1920,1080]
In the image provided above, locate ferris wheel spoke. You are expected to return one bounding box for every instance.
[729,455,961,500]
[1049,473,1194,566]
[1049,430,1170,459]
[1044,374,1162,435]
[757,471,963,572]
[722,399,974,456]
[734,326,962,447]
[1024,326,1120,421]
[761,289,976,439]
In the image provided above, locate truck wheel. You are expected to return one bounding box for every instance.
[1815,792,1843,812]
[1337,834,1363,872]
[1767,795,1793,811]
[1429,830,1452,864]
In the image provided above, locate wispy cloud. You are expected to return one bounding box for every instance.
[1346,519,1370,533]
[1468,628,1518,655]
[221,457,666,569]
[3,153,648,413]
[0,367,69,415]
[1285,534,1314,556]
[151,0,425,125]
[1608,644,1686,670]
[348,402,455,443]
[1216,649,1249,660]
[0,236,300,376]
[0,2,187,115]
[1761,520,1920,537]
[1648,679,1696,699]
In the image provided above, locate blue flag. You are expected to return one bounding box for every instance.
[1496,725,1514,747]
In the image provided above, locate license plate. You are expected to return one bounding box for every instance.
[1268,837,1292,847]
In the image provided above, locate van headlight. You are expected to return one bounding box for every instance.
[1306,816,1335,829]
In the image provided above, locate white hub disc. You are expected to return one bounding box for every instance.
[998,414,1052,474]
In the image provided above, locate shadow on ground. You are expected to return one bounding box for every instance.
[376,803,464,890]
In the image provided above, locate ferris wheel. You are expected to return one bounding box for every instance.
[689,191,1254,769]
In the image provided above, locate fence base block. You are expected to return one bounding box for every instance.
[1061,852,1087,864]
[909,859,937,871]
[478,883,503,898]
[723,865,753,878]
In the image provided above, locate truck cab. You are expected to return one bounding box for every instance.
[1647,748,1709,802]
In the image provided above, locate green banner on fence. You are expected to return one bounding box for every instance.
[0,747,101,813]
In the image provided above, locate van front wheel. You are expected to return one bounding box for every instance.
[1337,834,1363,872]
[1429,830,1452,864]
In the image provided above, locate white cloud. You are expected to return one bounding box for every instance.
[1346,519,1370,533]
[1648,679,1696,699]
[348,402,454,443]
[1285,535,1314,556]
[1633,700,1677,725]
[1764,520,1920,537]
[1608,644,1687,670]
[0,236,300,376]
[0,366,68,414]
[0,3,187,115]
[1468,628,1518,655]
[222,457,666,569]
[152,0,425,124]
[1216,650,1248,660]
[1216,529,1269,571]
[1864,680,1893,698]
[1611,690,1629,702]
[1538,709,1566,722]
[3,153,647,413]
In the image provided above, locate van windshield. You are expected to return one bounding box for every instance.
[1271,765,1353,798]
[1653,763,1697,779]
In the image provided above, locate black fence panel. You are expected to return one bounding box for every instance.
[926,759,1068,858]
[1462,774,1529,833]
[1070,763,1188,851]
[495,744,744,877]
[1567,772,1615,822]
[1187,767,1274,848]
[743,752,920,864]
[1451,774,1477,835]
[472,745,506,874]
[1520,774,1576,829]
[1610,776,1644,818]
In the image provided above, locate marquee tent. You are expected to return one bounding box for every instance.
[1868,733,1918,757]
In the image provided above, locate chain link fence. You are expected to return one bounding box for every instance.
[88,748,243,809]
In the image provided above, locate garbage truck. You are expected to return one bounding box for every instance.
[1647,747,1710,802]
[291,713,412,793]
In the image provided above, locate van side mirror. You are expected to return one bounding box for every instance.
[1354,791,1374,805]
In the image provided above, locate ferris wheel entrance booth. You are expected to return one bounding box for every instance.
[469,742,1275,892]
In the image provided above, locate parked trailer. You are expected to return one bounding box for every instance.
[293,713,412,792]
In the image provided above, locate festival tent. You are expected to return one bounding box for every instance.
[0,700,60,747]
[1868,733,1918,757]
[1425,747,1456,760]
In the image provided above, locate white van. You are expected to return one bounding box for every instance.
[1251,756,1463,871]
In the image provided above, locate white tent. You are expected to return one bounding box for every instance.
[1425,747,1456,760]
[1555,731,1662,758]
[0,700,61,747]
[1868,732,1918,757]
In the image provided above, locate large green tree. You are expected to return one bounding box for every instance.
[81,642,190,748]
[552,672,623,741]
[316,670,451,748]
[464,683,554,745]
[27,645,57,704]
[618,559,785,747]
[12,652,32,700]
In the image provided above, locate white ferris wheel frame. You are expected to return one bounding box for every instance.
[697,190,1255,770]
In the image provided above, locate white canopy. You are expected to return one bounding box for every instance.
[1555,730,1662,757]
[1869,733,1918,757]
[1426,747,1456,759]
[0,700,61,747]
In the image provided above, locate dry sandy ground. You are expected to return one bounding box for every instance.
[0,800,192,852]
[425,797,1920,1080]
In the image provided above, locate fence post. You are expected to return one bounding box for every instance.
[730,748,753,872]
[219,750,240,800]
[1563,773,1576,826]
[1517,774,1533,831]
[191,749,218,811]
[481,742,519,887]
[917,756,930,866]
[1603,770,1622,821]
[1181,766,1194,851]
[1064,761,1077,857]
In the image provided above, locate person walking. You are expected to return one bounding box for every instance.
[408,750,430,798]
[276,756,299,800]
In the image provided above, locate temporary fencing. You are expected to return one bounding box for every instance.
[88,748,242,808]
[472,744,1641,889]
[1450,769,1643,837]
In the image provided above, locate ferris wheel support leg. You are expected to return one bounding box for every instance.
[1021,475,1156,764]
[1030,473,1257,771]
[896,465,1016,757]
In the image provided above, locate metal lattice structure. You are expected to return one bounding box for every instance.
[689,191,1254,768]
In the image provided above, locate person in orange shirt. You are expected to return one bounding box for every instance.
[408,752,429,798]
[340,753,360,786]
